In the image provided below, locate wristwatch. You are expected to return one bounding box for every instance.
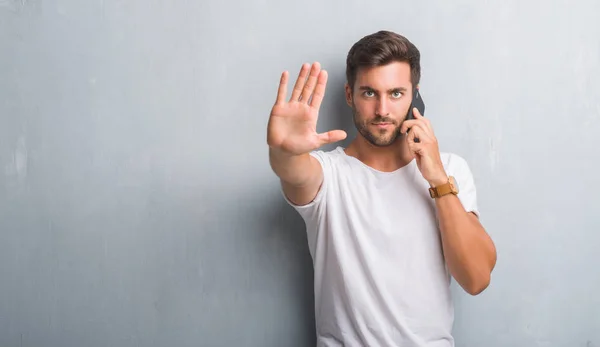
[429,176,459,198]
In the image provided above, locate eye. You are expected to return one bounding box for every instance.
[391,91,403,99]
[363,90,375,97]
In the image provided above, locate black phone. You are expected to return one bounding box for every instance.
[405,87,425,142]
[406,87,425,120]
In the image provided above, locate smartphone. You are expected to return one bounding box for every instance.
[406,87,425,120]
[405,87,425,142]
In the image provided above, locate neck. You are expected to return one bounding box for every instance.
[344,134,414,172]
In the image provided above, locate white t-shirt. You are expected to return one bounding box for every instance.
[282,146,480,347]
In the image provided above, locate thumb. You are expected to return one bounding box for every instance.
[317,130,347,146]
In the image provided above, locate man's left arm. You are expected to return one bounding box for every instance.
[401,107,497,295]
[432,193,496,295]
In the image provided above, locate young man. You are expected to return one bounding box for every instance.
[267,30,496,347]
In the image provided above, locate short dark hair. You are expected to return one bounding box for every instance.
[345,30,421,90]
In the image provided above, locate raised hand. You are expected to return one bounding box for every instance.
[267,62,346,156]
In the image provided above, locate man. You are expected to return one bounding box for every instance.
[267,30,497,347]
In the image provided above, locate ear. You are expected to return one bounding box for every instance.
[344,83,353,107]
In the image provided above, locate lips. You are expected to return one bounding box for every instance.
[373,122,392,128]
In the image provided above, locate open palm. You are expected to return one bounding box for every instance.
[267,62,346,155]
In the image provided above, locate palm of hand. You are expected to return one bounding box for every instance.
[267,62,346,155]
[268,101,320,155]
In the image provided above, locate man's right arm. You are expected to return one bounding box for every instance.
[269,147,323,206]
[267,62,343,206]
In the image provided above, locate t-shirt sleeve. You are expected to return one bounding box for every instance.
[452,155,480,218]
[280,150,330,223]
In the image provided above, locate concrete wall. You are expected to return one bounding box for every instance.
[1,1,599,346]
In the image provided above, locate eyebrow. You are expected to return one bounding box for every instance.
[358,86,408,93]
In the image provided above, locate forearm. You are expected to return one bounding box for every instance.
[269,147,317,187]
[435,194,496,295]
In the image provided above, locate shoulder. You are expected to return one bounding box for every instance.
[440,152,480,215]
[309,146,347,168]
[280,147,346,221]
[310,146,346,159]
[439,152,478,187]
[439,152,472,174]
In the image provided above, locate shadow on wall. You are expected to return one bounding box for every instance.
[245,187,317,343]
[127,182,317,345]
[317,67,357,152]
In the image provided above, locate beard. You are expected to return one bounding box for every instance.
[352,106,403,147]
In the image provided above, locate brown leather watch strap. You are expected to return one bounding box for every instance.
[429,177,459,198]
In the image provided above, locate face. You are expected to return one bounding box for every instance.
[345,61,414,147]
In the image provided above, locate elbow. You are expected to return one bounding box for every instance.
[465,239,496,296]
[464,273,491,296]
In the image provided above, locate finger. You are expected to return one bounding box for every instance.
[290,63,310,102]
[407,123,424,146]
[402,118,432,138]
[317,129,347,146]
[401,118,424,134]
[411,123,432,139]
[412,108,433,133]
[400,119,417,134]
[408,123,421,144]
[412,106,423,119]
[423,117,433,133]
[407,124,432,144]
[309,70,328,109]
[300,62,321,103]
[275,71,289,105]
[414,122,433,140]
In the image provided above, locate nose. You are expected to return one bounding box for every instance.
[376,97,389,116]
